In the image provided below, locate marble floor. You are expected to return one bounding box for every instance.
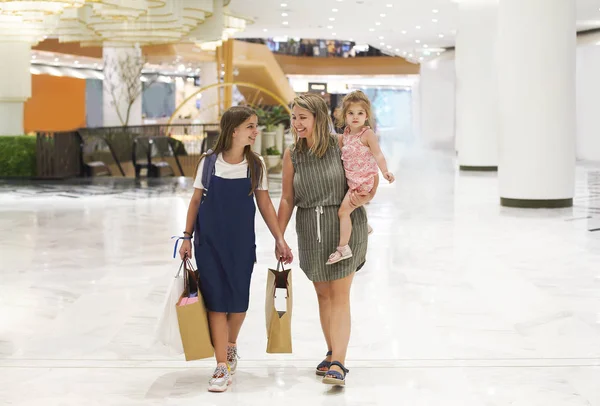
[1,147,600,405]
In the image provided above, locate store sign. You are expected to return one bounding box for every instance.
[308,82,328,93]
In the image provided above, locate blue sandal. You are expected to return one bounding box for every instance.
[315,350,332,376]
[322,361,349,386]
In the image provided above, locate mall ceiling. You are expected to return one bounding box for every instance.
[229,0,600,60]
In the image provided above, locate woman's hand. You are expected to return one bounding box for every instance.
[275,238,293,264]
[179,239,192,260]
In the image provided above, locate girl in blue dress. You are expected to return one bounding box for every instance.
[178,106,293,392]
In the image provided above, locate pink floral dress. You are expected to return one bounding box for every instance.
[341,126,378,194]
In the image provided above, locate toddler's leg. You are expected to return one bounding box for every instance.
[338,191,355,247]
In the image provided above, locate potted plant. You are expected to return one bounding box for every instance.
[265,146,281,170]
[256,106,289,154]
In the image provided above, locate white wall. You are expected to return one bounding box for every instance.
[576,44,600,162]
[419,51,456,150]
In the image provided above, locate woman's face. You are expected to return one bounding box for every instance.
[291,105,315,139]
[232,115,259,147]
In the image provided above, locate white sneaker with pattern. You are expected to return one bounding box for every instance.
[227,345,239,375]
[207,364,232,393]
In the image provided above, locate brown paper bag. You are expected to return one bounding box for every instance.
[265,262,293,353]
[176,259,214,361]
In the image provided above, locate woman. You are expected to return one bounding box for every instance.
[277,94,378,386]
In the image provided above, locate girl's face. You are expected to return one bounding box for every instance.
[345,102,368,129]
[291,105,315,139]
[232,115,259,147]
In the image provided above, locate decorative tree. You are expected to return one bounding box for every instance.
[103,47,157,127]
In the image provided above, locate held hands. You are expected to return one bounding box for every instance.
[275,238,293,265]
[384,171,395,183]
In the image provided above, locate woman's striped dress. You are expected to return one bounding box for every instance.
[291,135,368,282]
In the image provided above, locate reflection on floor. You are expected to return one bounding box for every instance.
[1,149,599,405]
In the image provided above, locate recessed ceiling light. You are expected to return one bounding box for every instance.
[282,12,288,16]
[386,45,392,49]
[369,28,375,31]
[423,44,429,48]
[264,28,268,32]
[416,25,421,29]
[419,57,424,61]
[329,17,335,21]
[415,39,421,43]
[386,3,393,7]
[283,21,288,25]
[332,33,336,36]
[349,38,354,41]
[380,13,386,17]
[32,55,36,59]
[327,25,333,29]
[409,53,413,57]
[54,57,59,62]
[332,8,338,12]
[401,30,407,34]
[379,36,384,39]
[432,18,438,23]
[433,9,439,13]
[75,60,79,64]
[380,42,385,46]
[395,48,399,52]
[375,22,381,25]
[439,34,444,38]
[281,3,287,6]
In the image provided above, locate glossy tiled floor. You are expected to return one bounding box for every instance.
[1,147,599,405]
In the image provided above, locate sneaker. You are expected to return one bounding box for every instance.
[326,245,353,265]
[227,345,239,374]
[207,364,232,393]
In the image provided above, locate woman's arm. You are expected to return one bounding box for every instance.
[277,147,296,236]
[364,129,394,182]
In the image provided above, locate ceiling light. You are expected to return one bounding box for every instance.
[423,44,428,48]
[369,28,375,31]
[401,30,407,34]
[282,12,288,16]
[432,19,438,22]
[439,34,444,38]
[416,25,421,29]
[419,57,424,61]
[415,40,421,43]
[283,21,289,25]
[264,28,268,32]
[387,3,393,7]
[74,60,79,64]
[54,58,59,62]
[379,36,384,39]
[327,25,333,29]
[332,33,337,36]
[375,22,381,25]
[281,3,287,6]
[433,9,439,13]
[332,8,338,12]
[329,17,335,21]
[32,55,36,59]
[386,45,392,49]
[409,53,413,57]
[349,38,354,41]
[380,13,386,17]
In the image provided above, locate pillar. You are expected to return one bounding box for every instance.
[497,0,576,207]
[197,62,219,124]
[455,0,498,171]
[103,46,143,127]
[576,44,600,162]
[0,41,31,135]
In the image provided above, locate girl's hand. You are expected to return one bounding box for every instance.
[275,238,293,264]
[179,239,192,260]
[384,171,395,183]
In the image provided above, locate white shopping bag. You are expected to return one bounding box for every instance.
[154,262,185,354]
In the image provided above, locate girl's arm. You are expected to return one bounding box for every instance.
[277,147,296,235]
[364,129,394,183]
[178,188,202,259]
[256,190,293,264]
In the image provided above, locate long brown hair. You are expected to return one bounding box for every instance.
[291,94,333,158]
[196,106,263,194]
[336,90,376,130]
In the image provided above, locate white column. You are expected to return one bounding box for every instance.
[576,44,600,162]
[103,46,143,127]
[497,0,576,207]
[455,0,498,170]
[197,61,219,124]
[419,51,456,150]
[0,42,31,135]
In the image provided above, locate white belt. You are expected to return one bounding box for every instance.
[315,205,324,243]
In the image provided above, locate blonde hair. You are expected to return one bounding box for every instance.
[196,106,263,195]
[336,90,375,130]
[291,94,333,158]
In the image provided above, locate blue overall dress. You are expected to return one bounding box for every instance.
[194,165,256,313]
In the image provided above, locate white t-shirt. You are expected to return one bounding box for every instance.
[193,153,269,191]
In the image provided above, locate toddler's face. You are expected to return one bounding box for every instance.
[345,103,368,129]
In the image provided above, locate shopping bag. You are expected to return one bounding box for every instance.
[265,261,293,353]
[176,258,214,361]
[155,261,186,354]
